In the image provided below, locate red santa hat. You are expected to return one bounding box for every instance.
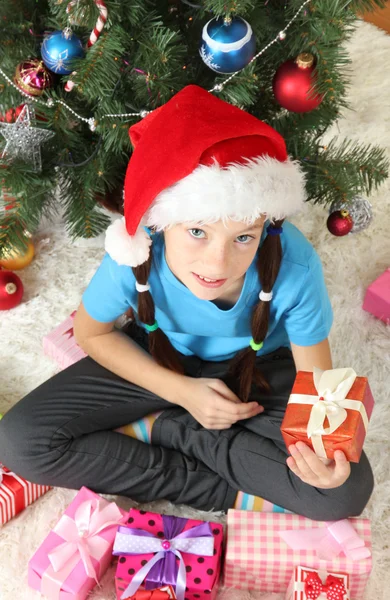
[105,84,307,267]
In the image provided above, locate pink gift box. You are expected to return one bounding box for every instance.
[223,510,371,600]
[286,565,350,600]
[363,268,390,324]
[0,464,51,526]
[43,311,87,370]
[113,508,223,600]
[28,486,127,600]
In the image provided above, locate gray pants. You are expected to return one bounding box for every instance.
[0,325,373,519]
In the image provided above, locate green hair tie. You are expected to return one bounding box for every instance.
[249,338,263,352]
[144,321,159,332]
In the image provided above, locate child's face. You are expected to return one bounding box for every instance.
[164,216,266,301]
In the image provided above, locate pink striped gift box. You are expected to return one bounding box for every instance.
[43,311,87,370]
[0,464,51,526]
[223,511,371,600]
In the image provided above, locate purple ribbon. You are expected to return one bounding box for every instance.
[113,515,215,600]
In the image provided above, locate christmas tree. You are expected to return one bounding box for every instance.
[0,0,389,257]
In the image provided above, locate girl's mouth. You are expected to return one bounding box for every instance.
[192,273,227,288]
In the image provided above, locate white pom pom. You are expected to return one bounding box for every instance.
[105,217,152,267]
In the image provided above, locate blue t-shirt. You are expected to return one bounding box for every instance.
[82,221,333,361]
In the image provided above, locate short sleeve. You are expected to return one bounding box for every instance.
[282,249,333,346]
[82,253,137,322]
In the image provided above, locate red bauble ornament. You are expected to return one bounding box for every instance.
[327,209,354,236]
[0,104,24,123]
[272,53,324,113]
[0,270,24,310]
[14,58,53,97]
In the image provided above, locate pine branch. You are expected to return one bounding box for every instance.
[58,171,111,239]
[301,136,390,205]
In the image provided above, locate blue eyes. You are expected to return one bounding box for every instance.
[188,229,254,244]
[189,229,205,238]
[236,235,252,243]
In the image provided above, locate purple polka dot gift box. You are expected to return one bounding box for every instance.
[112,509,223,600]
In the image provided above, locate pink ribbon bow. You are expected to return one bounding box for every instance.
[48,498,122,580]
[305,572,347,600]
[279,519,371,561]
[40,497,124,597]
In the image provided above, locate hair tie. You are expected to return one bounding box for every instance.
[259,290,273,302]
[267,225,283,236]
[135,281,150,293]
[249,339,263,352]
[144,320,159,332]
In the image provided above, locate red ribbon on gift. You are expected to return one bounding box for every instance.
[131,590,171,600]
[305,572,347,600]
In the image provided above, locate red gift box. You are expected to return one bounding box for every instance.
[127,585,175,599]
[0,464,51,525]
[281,367,374,462]
[286,565,350,600]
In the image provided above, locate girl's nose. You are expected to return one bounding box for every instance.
[205,243,230,273]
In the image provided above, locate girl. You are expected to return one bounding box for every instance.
[0,85,373,520]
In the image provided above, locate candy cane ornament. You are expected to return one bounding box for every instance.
[65,0,108,92]
[87,0,108,47]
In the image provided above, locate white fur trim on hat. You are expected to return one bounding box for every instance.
[146,155,306,230]
[105,217,152,267]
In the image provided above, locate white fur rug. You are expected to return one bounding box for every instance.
[0,19,389,600]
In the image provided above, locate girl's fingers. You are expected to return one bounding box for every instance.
[296,442,331,476]
[286,456,299,473]
[288,444,319,479]
[216,397,263,419]
[334,450,351,478]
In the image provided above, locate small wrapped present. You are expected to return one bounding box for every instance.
[363,268,390,324]
[126,585,176,599]
[286,565,350,600]
[113,509,223,600]
[223,510,371,600]
[28,486,127,600]
[281,367,374,462]
[43,310,87,370]
[0,463,51,526]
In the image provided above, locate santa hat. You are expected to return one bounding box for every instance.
[105,84,307,267]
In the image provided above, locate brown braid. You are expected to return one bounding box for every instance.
[132,247,184,374]
[227,218,285,402]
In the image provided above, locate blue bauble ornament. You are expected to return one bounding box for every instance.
[199,16,256,74]
[41,30,84,75]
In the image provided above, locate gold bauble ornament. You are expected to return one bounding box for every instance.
[0,239,35,270]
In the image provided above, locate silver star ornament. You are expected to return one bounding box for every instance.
[0,104,55,172]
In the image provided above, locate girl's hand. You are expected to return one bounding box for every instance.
[177,377,264,429]
[286,442,351,489]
